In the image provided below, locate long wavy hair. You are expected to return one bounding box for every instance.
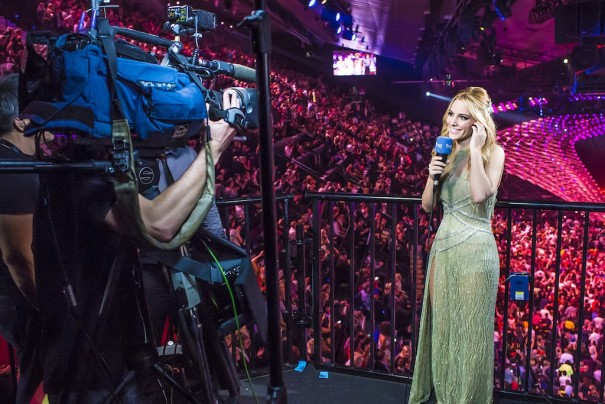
[438,86,498,182]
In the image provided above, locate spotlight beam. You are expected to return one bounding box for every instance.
[426,93,452,102]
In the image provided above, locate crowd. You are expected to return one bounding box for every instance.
[1,1,605,402]
[0,25,23,74]
[493,210,605,400]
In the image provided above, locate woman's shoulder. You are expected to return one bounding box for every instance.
[491,144,504,155]
[490,144,505,161]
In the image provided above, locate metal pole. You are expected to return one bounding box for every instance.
[242,2,287,402]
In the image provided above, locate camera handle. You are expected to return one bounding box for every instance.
[241,5,288,404]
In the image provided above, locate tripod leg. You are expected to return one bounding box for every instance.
[152,363,203,404]
[123,262,204,404]
[201,313,240,398]
[168,263,222,404]
[216,339,241,397]
[177,307,218,404]
[105,346,204,404]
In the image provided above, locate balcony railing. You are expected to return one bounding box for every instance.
[217,193,605,403]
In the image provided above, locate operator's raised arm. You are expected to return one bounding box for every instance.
[105,91,239,241]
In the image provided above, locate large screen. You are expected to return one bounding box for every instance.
[333,50,377,76]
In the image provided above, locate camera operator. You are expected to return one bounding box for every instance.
[31,90,240,403]
[0,73,46,403]
[139,144,228,343]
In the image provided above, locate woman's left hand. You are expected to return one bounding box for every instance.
[470,123,487,150]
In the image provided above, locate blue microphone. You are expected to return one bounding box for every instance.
[434,136,453,183]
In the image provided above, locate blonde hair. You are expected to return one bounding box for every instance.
[438,86,498,181]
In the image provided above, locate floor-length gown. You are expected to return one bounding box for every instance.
[408,151,499,404]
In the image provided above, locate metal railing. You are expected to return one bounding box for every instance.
[218,193,605,402]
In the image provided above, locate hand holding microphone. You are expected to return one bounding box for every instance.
[429,136,453,185]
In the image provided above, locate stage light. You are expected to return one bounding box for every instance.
[493,0,515,21]
[340,14,353,28]
[308,0,317,7]
[321,7,340,22]
[325,20,342,34]
[426,92,453,102]
[341,28,356,41]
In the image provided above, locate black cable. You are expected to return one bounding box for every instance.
[427,181,439,233]
[101,371,136,404]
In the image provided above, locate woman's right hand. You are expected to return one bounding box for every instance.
[428,154,447,180]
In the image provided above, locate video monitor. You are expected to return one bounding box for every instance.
[333,50,377,76]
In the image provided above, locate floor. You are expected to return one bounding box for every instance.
[0,362,569,404]
[235,365,558,404]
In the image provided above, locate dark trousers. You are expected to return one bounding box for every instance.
[0,268,42,404]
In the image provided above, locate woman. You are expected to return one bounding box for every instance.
[409,87,505,403]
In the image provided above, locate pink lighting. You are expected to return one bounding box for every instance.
[498,114,605,203]
[490,97,549,115]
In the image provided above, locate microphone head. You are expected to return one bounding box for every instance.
[435,136,453,156]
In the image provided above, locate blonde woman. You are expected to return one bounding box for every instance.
[409,87,505,404]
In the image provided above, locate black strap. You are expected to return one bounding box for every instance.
[183,66,208,98]
[92,18,216,250]
[161,154,175,186]
[428,182,439,233]
[96,18,126,121]
[145,249,242,283]
[208,105,247,130]
[0,139,29,157]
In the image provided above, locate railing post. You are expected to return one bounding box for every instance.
[293,224,312,361]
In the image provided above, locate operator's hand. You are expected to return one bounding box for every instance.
[428,154,446,180]
[208,90,241,164]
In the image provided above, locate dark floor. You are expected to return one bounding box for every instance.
[237,366,407,404]
[0,369,16,404]
[235,365,552,404]
[0,364,565,404]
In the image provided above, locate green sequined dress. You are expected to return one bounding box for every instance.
[408,156,499,404]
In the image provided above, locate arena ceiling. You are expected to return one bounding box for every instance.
[198,0,573,74]
[176,0,605,103]
[7,0,599,102]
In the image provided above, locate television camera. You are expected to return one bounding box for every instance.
[22,2,258,148]
[17,2,267,403]
[118,4,259,133]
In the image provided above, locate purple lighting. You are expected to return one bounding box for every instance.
[569,93,605,102]
[491,97,549,115]
[498,114,605,203]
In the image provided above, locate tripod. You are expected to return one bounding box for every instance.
[103,244,213,404]
[146,228,268,401]
[32,171,245,404]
